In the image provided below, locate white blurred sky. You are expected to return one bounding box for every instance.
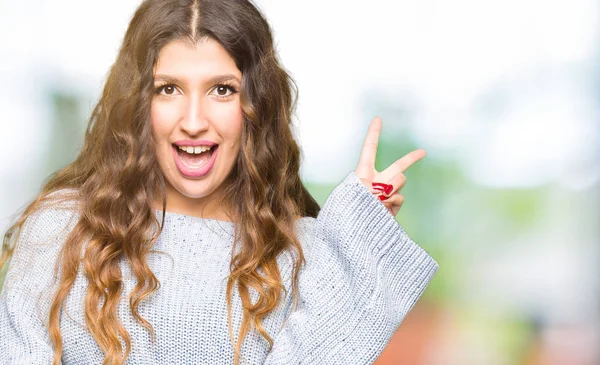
[0,0,598,189]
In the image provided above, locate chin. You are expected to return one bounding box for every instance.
[173,179,218,200]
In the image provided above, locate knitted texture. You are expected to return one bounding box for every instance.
[0,171,439,364]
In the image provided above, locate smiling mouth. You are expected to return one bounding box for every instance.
[173,144,218,169]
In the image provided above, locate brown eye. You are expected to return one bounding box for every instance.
[216,86,229,96]
[154,84,180,96]
[211,84,238,99]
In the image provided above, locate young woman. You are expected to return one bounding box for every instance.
[0,1,438,364]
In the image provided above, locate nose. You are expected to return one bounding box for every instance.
[179,94,209,136]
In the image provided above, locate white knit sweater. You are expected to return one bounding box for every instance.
[0,171,439,364]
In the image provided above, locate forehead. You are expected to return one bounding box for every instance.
[154,38,241,79]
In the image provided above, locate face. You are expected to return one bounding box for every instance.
[151,38,243,219]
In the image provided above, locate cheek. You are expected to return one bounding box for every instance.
[216,103,244,142]
[150,101,178,139]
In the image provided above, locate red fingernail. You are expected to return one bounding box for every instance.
[378,194,388,201]
[372,182,393,195]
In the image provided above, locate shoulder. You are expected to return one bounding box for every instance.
[4,189,81,290]
[294,217,316,240]
[19,188,81,245]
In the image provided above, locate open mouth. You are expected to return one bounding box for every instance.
[174,144,218,169]
[172,144,219,178]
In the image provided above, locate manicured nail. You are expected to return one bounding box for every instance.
[372,182,393,195]
[378,194,388,201]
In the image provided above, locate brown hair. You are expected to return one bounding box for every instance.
[0,0,320,364]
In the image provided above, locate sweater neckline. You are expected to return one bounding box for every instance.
[154,210,313,232]
[155,209,236,226]
[154,210,237,241]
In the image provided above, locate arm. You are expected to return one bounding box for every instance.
[0,287,56,364]
[0,205,78,364]
[264,171,439,364]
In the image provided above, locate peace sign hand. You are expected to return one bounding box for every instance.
[355,116,427,217]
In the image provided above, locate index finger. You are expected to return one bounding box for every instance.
[357,116,382,171]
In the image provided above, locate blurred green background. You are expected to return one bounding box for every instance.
[1,1,598,364]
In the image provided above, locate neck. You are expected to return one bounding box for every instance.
[156,183,235,222]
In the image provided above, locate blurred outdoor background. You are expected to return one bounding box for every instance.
[1,0,598,364]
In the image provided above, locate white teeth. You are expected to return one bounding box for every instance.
[177,145,212,154]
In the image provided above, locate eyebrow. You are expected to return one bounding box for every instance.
[153,73,241,85]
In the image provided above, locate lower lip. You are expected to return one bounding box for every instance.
[172,145,218,178]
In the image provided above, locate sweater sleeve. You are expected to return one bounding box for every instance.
[264,171,439,365]
[0,206,78,365]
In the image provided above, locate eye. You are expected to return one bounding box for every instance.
[211,84,238,99]
[154,84,180,96]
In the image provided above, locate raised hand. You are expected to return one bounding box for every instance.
[354,116,426,217]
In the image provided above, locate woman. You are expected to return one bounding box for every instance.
[0,0,438,364]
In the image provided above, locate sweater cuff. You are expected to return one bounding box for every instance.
[328,171,439,318]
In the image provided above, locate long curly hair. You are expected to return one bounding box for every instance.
[0,1,320,364]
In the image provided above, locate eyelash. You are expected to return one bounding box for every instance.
[153,83,239,99]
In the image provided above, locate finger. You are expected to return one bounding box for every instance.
[372,182,393,195]
[382,148,426,177]
[383,193,404,216]
[388,173,407,195]
[372,172,406,197]
[356,116,382,173]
